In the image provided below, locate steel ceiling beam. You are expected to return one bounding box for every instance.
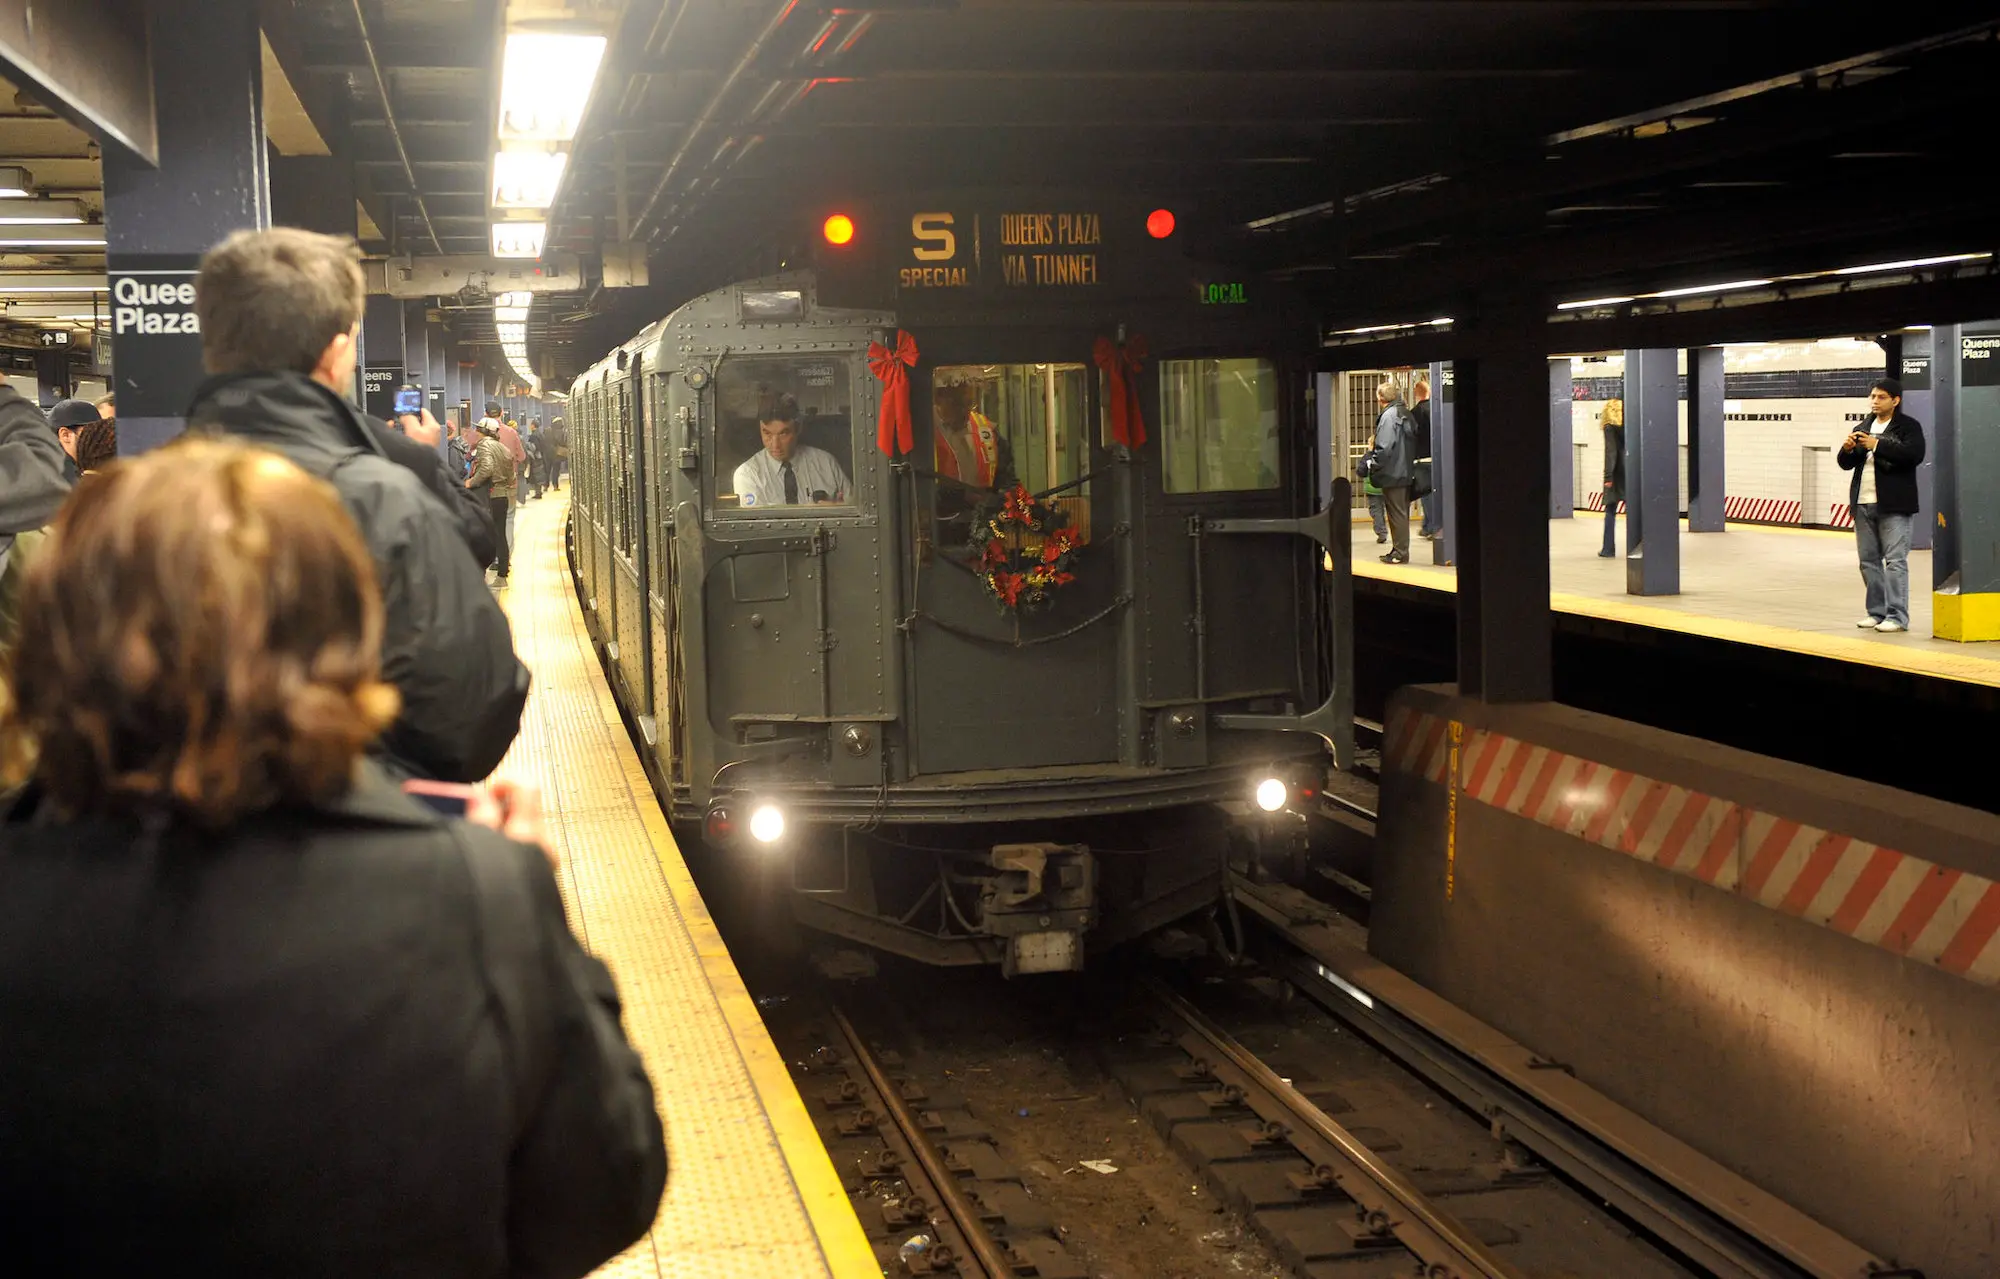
[347,0,442,253]
[0,0,156,165]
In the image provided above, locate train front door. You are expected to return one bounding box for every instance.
[905,359,1122,775]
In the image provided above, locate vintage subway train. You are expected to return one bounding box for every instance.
[567,196,1351,973]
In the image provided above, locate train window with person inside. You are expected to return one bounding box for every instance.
[1160,358,1281,494]
[931,363,1092,551]
[713,358,856,514]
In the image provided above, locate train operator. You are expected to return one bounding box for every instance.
[733,393,849,506]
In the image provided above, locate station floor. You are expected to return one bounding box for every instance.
[493,495,878,1279]
[1356,513,2000,689]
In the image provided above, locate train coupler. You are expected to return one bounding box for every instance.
[979,842,1095,977]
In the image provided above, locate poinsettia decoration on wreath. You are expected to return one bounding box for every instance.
[968,483,1080,614]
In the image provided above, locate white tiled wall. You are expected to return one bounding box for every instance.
[1565,340,1883,524]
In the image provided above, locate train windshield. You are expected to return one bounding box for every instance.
[931,363,1093,550]
[1159,358,1281,493]
[712,356,857,514]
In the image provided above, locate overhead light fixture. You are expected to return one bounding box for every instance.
[0,273,107,294]
[492,150,570,210]
[496,322,527,344]
[0,198,84,225]
[494,306,529,324]
[491,222,547,259]
[0,225,107,247]
[0,166,33,199]
[1646,278,1771,299]
[498,32,608,143]
[1557,295,1638,311]
[1832,252,1990,276]
[497,291,533,307]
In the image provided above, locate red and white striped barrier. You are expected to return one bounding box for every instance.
[1826,503,1855,529]
[1576,493,1806,525]
[1722,495,1802,524]
[1388,707,2000,988]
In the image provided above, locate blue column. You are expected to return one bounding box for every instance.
[1623,347,1680,595]
[360,295,404,419]
[1430,361,1456,566]
[102,0,268,454]
[1314,372,1335,511]
[1937,324,2000,640]
[1686,347,1726,532]
[401,299,429,420]
[1897,333,1935,552]
[1548,357,1573,519]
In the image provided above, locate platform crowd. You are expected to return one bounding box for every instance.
[0,227,666,1277]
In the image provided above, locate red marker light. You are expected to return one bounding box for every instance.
[823,213,855,246]
[1146,208,1176,239]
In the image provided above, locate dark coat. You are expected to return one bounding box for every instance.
[0,765,666,1278]
[1603,423,1626,501]
[1837,411,1926,516]
[0,381,73,537]
[1412,397,1433,460]
[371,419,498,569]
[188,372,529,781]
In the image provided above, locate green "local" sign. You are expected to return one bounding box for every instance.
[1197,282,1247,305]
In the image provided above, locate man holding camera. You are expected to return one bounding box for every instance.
[1837,377,1926,634]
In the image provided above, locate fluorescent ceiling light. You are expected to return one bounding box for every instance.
[0,273,107,294]
[496,322,527,343]
[1557,295,1637,310]
[494,305,529,323]
[498,33,608,143]
[492,150,569,210]
[0,225,107,247]
[1646,278,1770,299]
[4,301,106,319]
[1831,252,1990,276]
[0,166,32,199]
[0,198,84,225]
[492,221,547,259]
[498,290,533,307]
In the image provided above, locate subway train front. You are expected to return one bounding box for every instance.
[566,200,1351,974]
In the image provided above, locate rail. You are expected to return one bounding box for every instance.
[831,1005,1016,1279]
[1140,976,1518,1279]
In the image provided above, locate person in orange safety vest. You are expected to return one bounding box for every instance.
[933,381,1012,490]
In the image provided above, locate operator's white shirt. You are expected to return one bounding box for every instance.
[732,443,851,508]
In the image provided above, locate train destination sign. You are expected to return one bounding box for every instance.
[817,197,1210,313]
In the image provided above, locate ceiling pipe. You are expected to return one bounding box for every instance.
[631,0,800,240]
[348,0,443,253]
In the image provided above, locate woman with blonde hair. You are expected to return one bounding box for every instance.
[0,440,665,1277]
[1599,397,1626,558]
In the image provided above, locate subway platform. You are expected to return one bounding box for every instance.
[492,495,877,1279]
[1357,515,2000,689]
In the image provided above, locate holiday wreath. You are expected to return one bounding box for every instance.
[968,483,1080,614]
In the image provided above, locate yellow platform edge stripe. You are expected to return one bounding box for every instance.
[560,533,881,1279]
[1354,559,2000,691]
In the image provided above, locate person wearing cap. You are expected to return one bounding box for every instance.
[48,400,102,485]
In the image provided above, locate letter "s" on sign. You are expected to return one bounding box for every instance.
[912,213,956,262]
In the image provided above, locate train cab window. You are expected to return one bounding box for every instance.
[932,363,1092,550]
[1160,358,1281,494]
[712,357,856,514]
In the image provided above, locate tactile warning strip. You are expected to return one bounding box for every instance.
[492,495,876,1279]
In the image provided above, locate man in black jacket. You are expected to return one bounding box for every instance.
[188,227,529,780]
[0,380,72,569]
[1836,377,1927,633]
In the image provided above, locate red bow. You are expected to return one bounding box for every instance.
[868,330,919,457]
[1093,335,1149,448]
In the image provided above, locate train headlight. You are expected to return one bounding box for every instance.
[1254,777,1288,813]
[749,804,787,844]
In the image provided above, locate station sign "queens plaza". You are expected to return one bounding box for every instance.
[113,274,201,334]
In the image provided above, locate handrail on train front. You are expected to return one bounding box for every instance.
[1202,476,1356,771]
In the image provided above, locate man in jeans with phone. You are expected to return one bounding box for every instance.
[1836,377,1927,633]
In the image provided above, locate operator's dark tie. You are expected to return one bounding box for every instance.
[782,460,798,504]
